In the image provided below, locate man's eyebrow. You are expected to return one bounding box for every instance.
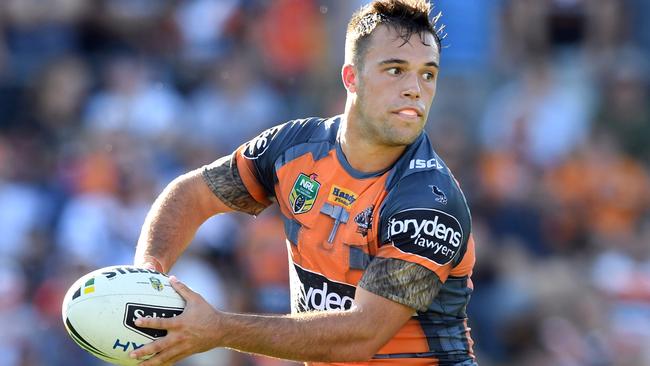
[378,58,439,68]
[378,58,407,66]
[425,61,439,68]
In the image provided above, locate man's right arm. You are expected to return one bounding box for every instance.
[134,154,266,272]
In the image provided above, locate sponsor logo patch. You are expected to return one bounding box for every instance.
[123,303,184,339]
[354,205,374,237]
[429,185,447,205]
[242,126,281,159]
[327,185,357,209]
[409,158,443,170]
[386,208,463,266]
[289,173,321,214]
[292,264,355,312]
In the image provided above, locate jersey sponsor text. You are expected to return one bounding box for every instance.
[387,208,463,265]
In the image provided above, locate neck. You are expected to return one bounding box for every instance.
[339,113,408,174]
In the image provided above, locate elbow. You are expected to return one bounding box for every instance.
[338,330,385,362]
[336,342,380,362]
[355,346,380,362]
[357,337,386,361]
[309,326,381,362]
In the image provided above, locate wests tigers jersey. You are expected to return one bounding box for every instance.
[218,116,476,365]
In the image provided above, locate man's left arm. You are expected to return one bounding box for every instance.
[128,273,417,365]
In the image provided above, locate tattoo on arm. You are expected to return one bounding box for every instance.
[358,258,441,312]
[202,154,267,216]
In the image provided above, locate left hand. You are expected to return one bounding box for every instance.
[129,276,222,365]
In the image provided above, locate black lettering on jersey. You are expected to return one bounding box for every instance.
[292,264,356,312]
[386,208,463,266]
[242,126,281,159]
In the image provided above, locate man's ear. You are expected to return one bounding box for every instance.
[342,64,358,93]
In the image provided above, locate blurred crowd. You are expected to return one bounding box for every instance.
[1,0,649,365]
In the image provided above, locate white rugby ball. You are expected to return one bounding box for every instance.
[61,265,185,365]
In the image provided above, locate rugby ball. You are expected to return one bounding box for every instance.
[61,265,186,365]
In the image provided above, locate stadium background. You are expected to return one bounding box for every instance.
[1,0,649,365]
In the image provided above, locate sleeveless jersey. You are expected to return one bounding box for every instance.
[231,116,476,365]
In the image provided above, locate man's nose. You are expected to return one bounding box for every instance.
[401,73,421,100]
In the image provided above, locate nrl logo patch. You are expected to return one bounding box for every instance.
[289,173,321,214]
[149,277,163,292]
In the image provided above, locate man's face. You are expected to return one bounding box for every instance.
[350,25,440,147]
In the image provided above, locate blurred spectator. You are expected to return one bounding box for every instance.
[543,133,650,252]
[173,0,241,63]
[252,0,326,79]
[237,212,291,314]
[591,216,650,365]
[0,139,55,260]
[594,49,650,164]
[1,0,88,83]
[83,54,185,142]
[479,58,595,168]
[187,52,284,154]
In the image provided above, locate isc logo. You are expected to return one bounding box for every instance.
[409,158,443,170]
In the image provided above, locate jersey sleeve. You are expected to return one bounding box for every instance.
[231,119,317,207]
[375,173,472,283]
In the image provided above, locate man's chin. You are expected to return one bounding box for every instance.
[381,131,421,147]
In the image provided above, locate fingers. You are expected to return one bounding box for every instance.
[132,338,189,366]
[169,276,195,300]
[134,315,175,330]
[130,336,170,361]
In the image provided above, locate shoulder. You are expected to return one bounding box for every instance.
[383,134,467,216]
[241,116,339,161]
[378,134,472,266]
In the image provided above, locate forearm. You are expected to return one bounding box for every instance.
[219,309,378,362]
[131,279,415,365]
[134,169,228,272]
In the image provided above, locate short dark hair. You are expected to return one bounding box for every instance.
[345,0,443,69]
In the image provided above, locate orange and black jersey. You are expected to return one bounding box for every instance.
[204,116,477,366]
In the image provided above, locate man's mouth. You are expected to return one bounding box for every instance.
[398,109,418,117]
[393,107,423,118]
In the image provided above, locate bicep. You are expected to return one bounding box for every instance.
[201,154,269,215]
[359,257,441,312]
[179,165,234,218]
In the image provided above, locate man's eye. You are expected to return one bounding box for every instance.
[387,67,402,76]
[422,72,435,81]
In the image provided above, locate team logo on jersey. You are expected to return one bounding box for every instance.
[289,173,321,214]
[387,208,463,266]
[429,185,447,205]
[242,126,281,159]
[354,205,374,237]
[327,185,357,209]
